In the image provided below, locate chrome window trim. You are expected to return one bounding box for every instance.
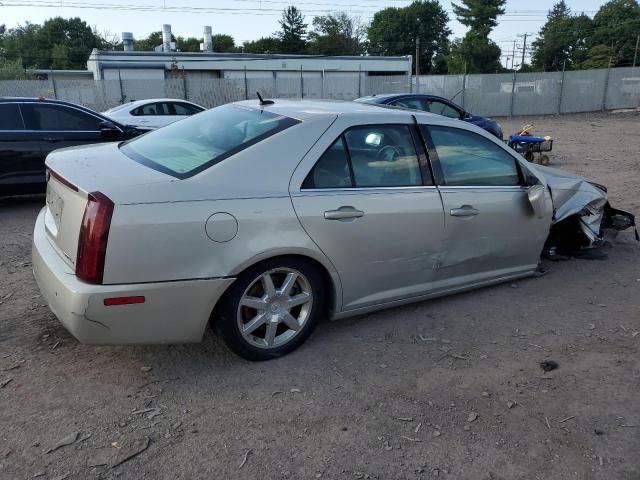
[297,185,439,193]
[437,185,527,191]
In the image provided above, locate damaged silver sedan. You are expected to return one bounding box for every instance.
[32,100,636,360]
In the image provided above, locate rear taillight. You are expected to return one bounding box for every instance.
[76,192,114,284]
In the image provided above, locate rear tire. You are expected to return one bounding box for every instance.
[214,257,326,361]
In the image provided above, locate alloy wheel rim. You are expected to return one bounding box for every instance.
[237,268,313,349]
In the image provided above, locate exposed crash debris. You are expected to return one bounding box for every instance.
[532,165,638,258]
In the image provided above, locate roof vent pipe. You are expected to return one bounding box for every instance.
[122,32,134,52]
[162,24,172,52]
[202,26,213,52]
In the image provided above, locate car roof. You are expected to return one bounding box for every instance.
[116,98,204,109]
[355,93,453,104]
[232,98,446,122]
[0,97,88,108]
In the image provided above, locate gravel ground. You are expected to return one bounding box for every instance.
[1,111,639,480]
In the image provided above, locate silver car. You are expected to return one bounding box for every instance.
[32,100,635,360]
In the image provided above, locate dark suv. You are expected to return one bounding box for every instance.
[0,97,144,196]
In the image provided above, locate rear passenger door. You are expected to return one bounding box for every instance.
[0,103,44,194]
[290,119,445,311]
[131,102,169,129]
[21,102,106,161]
[420,124,550,291]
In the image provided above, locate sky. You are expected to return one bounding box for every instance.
[0,0,607,66]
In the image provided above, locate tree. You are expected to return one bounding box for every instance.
[579,44,617,69]
[452,0,506,37]
[0,23,42,69]
[35,17,103,69]
[177,36,202,52]
[445,33,503,73]
[135,31,165,51]
[243,37,281,54]
[447,0,505,73]
[51,43,70,69]
[307,13,365,55]
[277,6,307,54]
[590,0,640,66]
[0,57,28,80]
[368,1,451,74]
[531,2,592,71]
[212,34,237,53]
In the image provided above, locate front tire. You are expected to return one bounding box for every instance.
[214,258,326,361]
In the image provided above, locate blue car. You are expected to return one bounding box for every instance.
[355,93,503,140]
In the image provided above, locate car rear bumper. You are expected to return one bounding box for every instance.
[32,208,235,344]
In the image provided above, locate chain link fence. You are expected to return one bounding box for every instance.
[2,67,639,116]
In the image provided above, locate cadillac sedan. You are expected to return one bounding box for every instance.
[32,99,635,361]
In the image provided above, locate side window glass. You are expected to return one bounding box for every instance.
[172,103,200,115]
[391,98,425,111]
[344,125,422,187]
[0,104,25,130]
[427,126,520,186]
[23,104,101,131]
[302,137,352,189]
[428,101,460,119]
[138,103,164,116]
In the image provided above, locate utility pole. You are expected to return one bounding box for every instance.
[633,33,639,68]
[415,37,420,94]
[511,40,517,71]
[520,33,528,70]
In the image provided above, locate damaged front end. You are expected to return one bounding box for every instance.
[530,165,638,258]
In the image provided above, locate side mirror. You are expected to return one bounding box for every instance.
[99,120,120,136]
[527,184,546,219]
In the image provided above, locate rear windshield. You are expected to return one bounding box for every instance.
[120,104,299,178]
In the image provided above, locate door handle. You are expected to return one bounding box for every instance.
[324,206,364,220]
[43,137,64,142]
[450,205,479,217]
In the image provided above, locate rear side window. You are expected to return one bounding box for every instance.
[303,125,426,189]
[171,102,204,115]
[426,126,520,186]
[427,100,460,119]
[390,98,426,111]
[121,104,299,178]
[0,104,25,130]
[22,104,102,131]
[131,103,165,116]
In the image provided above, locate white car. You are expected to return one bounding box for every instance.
[102,98,205,129]
[32,100,635,361]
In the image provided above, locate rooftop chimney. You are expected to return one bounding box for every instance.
[202,26,213,52]
[162,24,172,52]
[122,32,134,52]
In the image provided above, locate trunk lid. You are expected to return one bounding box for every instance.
[44,142,174,269]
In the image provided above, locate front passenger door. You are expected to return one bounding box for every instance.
[291,122,445,311]
[20,103,106,163]
[421,125,551,291]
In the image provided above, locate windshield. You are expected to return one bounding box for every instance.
[120,104,299,178]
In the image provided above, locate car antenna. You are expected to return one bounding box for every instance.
[256,92,274,106]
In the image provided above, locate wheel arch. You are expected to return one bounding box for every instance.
[219,249,343,320]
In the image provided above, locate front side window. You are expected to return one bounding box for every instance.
[426,126,520,186]
[22,104,101,131]
[303,125,425,189]
[0,104,25,130]
[121,104,299,178]
[427,100,460,119]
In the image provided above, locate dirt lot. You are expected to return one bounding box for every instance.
[1,111,639,480]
